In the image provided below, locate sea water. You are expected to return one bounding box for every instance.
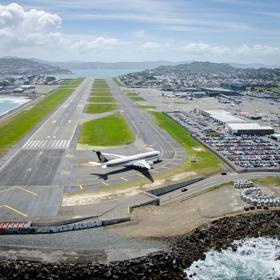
[0,96,30,117]
[185,237,280,280]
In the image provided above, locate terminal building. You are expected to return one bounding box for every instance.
[226,123,274,136]
[200,87,239,97]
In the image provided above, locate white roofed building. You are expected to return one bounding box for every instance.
[227,123,274,136]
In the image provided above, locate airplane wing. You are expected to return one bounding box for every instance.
[131,160,151,170]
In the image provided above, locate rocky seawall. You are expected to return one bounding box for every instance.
[0,211,279,279]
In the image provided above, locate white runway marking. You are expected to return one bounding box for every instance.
[22,139,71,150]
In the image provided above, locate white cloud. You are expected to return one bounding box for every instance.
[71,37,125,53]
[180,43,229,56]
[0,3,125,55]
[138,42,161,51]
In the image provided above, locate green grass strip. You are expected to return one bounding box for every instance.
[253,176,280,187]
[79,113,135,146]
[0,78,84,155]
[129,96,145,102]
[89,96,116,103]
[152,112,223,176]
[87,103,118,114]
[127,92,138,96]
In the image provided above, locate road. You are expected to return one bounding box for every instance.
[0,78,93,219]
[160,171,280,204]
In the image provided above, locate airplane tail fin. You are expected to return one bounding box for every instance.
[94,150,109,163]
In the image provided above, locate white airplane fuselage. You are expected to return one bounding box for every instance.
[101,151,160,168]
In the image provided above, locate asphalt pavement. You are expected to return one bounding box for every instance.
[0,78,93,219]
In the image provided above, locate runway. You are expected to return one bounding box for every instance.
[0,76,188,219]
[0,78,93,219]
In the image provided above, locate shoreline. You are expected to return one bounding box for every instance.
[0,96,32,119]
[0,210,279,279]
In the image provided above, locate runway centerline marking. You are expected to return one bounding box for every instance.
[101,182,109,186]
[0,205,28,218]
[79,184,84,190]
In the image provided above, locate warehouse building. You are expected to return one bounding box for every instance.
[227,123,274,136]
[202,109,245,126]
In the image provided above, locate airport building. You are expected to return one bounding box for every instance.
[201,109,245,125]
[227,123,274,136]
[201,87,239,97]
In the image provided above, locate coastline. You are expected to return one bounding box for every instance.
[0,96,32,119]
[0,210,279,279]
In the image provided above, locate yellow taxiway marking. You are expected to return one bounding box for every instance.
[79,184,84,190]
[0,205,28,218]
[17,186,38,196]
[121,177,128,182]
[0,186,37,196]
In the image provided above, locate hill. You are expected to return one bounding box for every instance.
[0,57,71,75]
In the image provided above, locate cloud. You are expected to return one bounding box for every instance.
[138,42,161,51]
[71,36,125,53]
[180,43,229,56]
[0,3,125,55]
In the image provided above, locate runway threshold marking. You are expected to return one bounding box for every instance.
[0,205,28,218]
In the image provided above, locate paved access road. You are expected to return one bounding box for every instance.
[0,78,93,219]
[160,171,280,204]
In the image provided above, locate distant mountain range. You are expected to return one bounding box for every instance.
[49,60,279,70]
[0,57,278,76]
[47,61,178,70]
[144,61,280,77]
[0,57,71,75]
[121,61,280,82]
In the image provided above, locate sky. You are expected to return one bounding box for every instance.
[0,0,279,64]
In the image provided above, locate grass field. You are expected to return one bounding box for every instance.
[247,86,280,94]
[79,113,135,147]
[87,103,118,114]
[0,78,84,156]
[253,177,280,187]
[127,92,138,96]
[152,112,223,176]
[93,90,113,96]
[129,96,145,102]
[138,104,156,110]
[89,96,116,103]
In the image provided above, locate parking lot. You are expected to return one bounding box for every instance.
[168,112,280,171]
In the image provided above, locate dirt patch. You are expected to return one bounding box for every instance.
[170,172,197,181]
[111,185,247,239]
[192,147,205,152]
[62,187,142,206]
[143,179,166,190]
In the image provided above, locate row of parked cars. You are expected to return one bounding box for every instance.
[170,111,280,169]
[203,135,280,169]
[235,180,280,208]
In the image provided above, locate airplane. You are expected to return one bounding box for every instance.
[89,150,160,170]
